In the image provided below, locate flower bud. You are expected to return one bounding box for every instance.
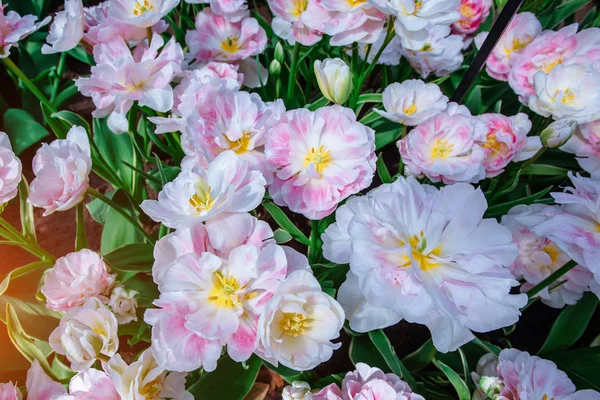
[274,42,285,63]
[282,381,312,400]
[269,59,282,77]
[108,286,139,324]
[540,119,577,148]
[479,376,504,399]
[314,58,352,105]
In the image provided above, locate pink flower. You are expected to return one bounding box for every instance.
[145,214,309,372]
[25,360,67,400]
[0,5,50,58]
[493,349,580,399]
[148,63,243,135]
[265,106,376,219]
[0,132,21,205]
[109,0,179,28]
[507,23,595,103]
[475,12,541,81]
[475,112,540,177]
[185,8,267,64]
[502,204,593,308]
[561,119,600,175]
[75,33,183,133]
[451,0,491,35]
[41,249,116,312]
[268,0,325,45]
[210,0,249,22]
[83,1,168,46]
[67,369,119,400]
[312,363,424,400]
[0,383,21,400]
[42,0,85,54]
[183,83,284,179]
[28,126,91,215]
[398,111,486,184]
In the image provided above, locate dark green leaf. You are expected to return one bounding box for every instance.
[377,153,393,183]
[100,190,144,254]
[523,164,570,177]
[375,128,403,150]
[189,355,262,399]
[402,339,437,371]
[2,109,49,154]
[434,359,471,400]
[103,243,154,273]
[349,334,390,372]
[548,347,600,391]
[369,330,417,389]
[305,96,329,111]
[263,201,310,246]
[538,292,598,356]
[485,186,553,217]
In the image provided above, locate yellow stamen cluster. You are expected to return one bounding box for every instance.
[280,313,309,337]
[430,138,455,160]
[304,145,332,175]
[133,0,154,16]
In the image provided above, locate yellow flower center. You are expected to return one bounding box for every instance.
[93,327,106,337]
[346,0,367,7]
[280,313,309,337]
[226,132,252,154]
[139,376,164,400]
[396,232,442,272]
[482,133,507,156]
[133,0,154,16]
[460,3,476,18]
[221,37,241,54]
[189,181,216,215]
[557,88,576,104]
[541,244,560,266]
[208,271,242,308]
[431,139,455,160]
[404,103,417,115]
[420,43,432,52]
[543,57,563,74]
[304,145,332,175]
[291,0,308,17]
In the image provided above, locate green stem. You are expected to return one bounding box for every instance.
[525,260,578,306]
[349,17,395,109]
[521,146,547,172]
[50,52,67,103]
[2,57,57,113]
[286,42,301,105]
[86,187,155,244]
[75,203,89,251]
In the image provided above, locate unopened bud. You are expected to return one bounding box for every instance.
[274,42,285,63]
[540,119,577,148]
[479,376,504,399]
[282,381,312,400]
[314,58,352,105]
[269,59,282,77]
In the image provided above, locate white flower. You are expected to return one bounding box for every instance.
[283,381,313,400]
[0,132,22,205]
[324,176,527,352]
[529,63,600,124]
[141,151,266,229]
[540,119,577,148]
[109,0,180,28]
[49,298,119,371]
[106,348,192,400]
[375,79,448,126]
[258,270,345,371]
[108,286,139,324]
[369,0,459,32]
[314,58,353,105]
[42,0,85,54]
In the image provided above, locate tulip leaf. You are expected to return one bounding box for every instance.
[0,260,52,297]
[274,228,292,244]
[350,334,390,373]
[538,292,598,356]
[377,153,393,184]
[188,355,262,399]
[2,108,50,154]
[357,93,382,105]
[103,243,155,273]
[402,339,437,372]
[262,201,310,246]
[18,177,36,240]
[75,203,88,251]
[369,330,417,389]
[548,347,600,391]
[375,128,403,151]
[522,164,570,177]
[305,96,329,111]
[100,190,145,254]
[434,359,471,400]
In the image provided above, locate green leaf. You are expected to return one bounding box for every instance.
[18,177,36,239]
[349,334,390,372]
[67,46,95,65]
[471,337,501,357]
[376,153,393,183]
[41,103,69,139]
[402,339,437,371]
[368,330,417,389]
[2,108,49,154]
[51,110,90,133]
[103,243,154,273]
[360,110,383,125]
[434,359,471,400]
[548,347,600,391]
[305,96,329,111]
[538,292,598,356]
[375,128,403,150]
[0,260,52,297]
[100,190,144,254]
[485,186,553,217]
[263,201,310,246]
[86,191,114,225]
[188,355,262,399]
[357,93,382,104]
[523,164,570,177]
[274,229,293,244]
[264,362,303,382]
[6,303,56,378]
[94,118,136,192]
[75,203,88,251]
